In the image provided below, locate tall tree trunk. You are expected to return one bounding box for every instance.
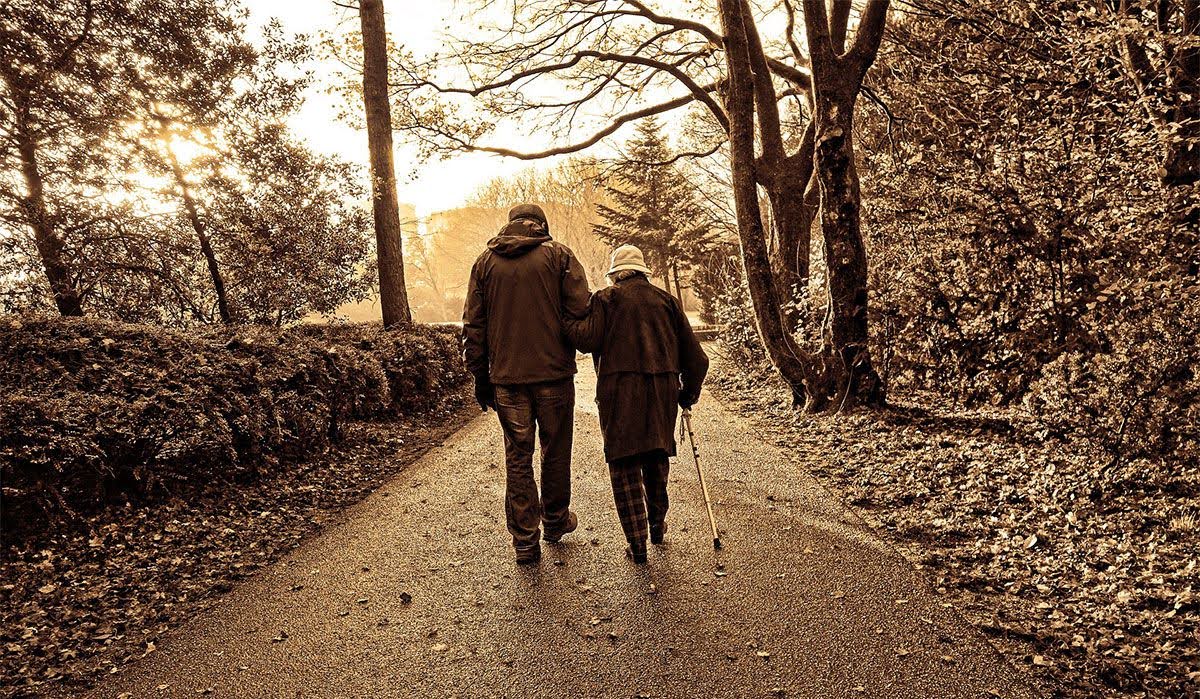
[717,0,814,407]
[168,151,232,324]
[810,87,882,407]
[800,0,888,409]
[359,0,412,326]
[15,124,83,316]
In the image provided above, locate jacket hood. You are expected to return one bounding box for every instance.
[487,217,552,257]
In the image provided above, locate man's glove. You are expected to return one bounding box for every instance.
[475,379,496,412]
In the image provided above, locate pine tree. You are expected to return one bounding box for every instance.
[593,118,716,303]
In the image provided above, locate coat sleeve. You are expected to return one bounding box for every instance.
[462,256,489,383]
[563,292,606,354]
[675,301,709,408]
[560,246,592,320]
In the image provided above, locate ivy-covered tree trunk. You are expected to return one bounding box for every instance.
[15,123,83,317]
[359,0,412,327]
[810,85,882,408]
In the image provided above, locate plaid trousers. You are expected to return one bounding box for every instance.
[608,450,670,546]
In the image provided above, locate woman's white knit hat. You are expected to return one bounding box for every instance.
[607,244,651,276]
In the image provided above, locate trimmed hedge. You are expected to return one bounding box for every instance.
[0,317,468,538]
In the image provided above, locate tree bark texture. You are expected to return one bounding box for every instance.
[168,151,232,323]
[15,123,84,316]
[359,0,412,326]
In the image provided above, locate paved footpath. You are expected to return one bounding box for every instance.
[90,360,1041,699]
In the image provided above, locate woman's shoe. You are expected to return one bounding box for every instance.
[625,543,648,564]
[650,522,667,545]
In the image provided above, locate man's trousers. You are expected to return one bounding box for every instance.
[494,378,575,550]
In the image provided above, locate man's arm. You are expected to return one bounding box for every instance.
[676,301,710,408]
[462,256,493,409]
[563,292,605,354]
[560,246,591,320]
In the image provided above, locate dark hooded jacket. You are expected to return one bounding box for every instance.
[564,274,709,461]
[462,205,591,385]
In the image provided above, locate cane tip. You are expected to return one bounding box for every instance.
[713,538,722,550]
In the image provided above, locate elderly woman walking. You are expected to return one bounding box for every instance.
[565,245,709,563]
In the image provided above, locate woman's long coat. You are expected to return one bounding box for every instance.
[565,275,709,462]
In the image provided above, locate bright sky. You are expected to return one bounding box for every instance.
[242,0,548,216]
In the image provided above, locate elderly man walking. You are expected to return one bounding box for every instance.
[463,204,592,564]
[565,245,709,563]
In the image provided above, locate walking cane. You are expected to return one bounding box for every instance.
[681,408,722,550]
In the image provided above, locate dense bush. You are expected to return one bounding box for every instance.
[849,0,1200,465]
[0,317,469,536]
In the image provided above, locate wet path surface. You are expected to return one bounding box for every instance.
[90,360,1040,699]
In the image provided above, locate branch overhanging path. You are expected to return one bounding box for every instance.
[388,0,814,161]
[89,360,1040,699]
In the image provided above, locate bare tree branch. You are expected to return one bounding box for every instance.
[406,88,716,160]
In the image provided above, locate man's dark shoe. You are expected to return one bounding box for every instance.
[543,511,578,543]
[515,545,541,565]
[625,543,648,564]
[650,522,667,545]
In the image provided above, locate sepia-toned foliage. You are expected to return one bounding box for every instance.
[0,316,467,539]
[858,0,1199,465]
[1,1,374,325]
[593,117,722,302]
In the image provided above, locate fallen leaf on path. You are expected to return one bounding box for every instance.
[399,592,412,604]
[431,643,449,652]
